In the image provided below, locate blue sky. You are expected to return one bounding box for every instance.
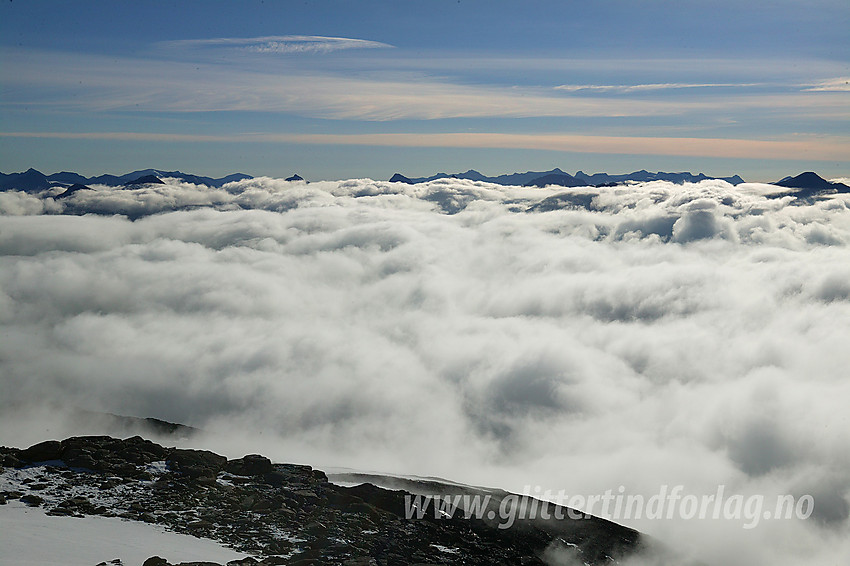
[1,0,847,181]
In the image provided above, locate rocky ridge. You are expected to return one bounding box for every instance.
[0,436,645,566]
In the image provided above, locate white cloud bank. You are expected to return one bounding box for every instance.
[1,177,849,565]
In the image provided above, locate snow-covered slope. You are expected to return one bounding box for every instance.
[0,501,248,566]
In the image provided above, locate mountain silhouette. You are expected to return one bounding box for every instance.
[125,174,166,187]
[47,171,90,185]
[390,173,414,183]
[56,184,92,199]
[388,168,745,186]
[0,168,52,193]
[773,172,850,200]
[0,168,254,191]
[524,172,585,188]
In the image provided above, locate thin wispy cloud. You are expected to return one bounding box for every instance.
[554,82,763,93]
[802,77,850,92]
[354,55,850,85]
[0,49,712,120]
[159,35,393,55]
[2,48,847,125]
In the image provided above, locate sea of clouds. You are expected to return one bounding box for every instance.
[1,177,849,565]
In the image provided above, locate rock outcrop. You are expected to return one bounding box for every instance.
[1,436,646,565]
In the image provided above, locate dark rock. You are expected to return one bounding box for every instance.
[20,494,43,506]
[142,558,169,566]
[19,440,62,462]
[304,520,328,537]
[224,454,273,476]
[166,448,227,478]
[2,454,22,467]
[66,453,98,470]
[57,496,98,515]
[285,174,304,182]
[261,470,287,486]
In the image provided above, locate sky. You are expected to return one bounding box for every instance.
[0,0,848,182]
[2,176,850,565]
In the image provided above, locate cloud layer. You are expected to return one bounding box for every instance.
[2,177,850,565]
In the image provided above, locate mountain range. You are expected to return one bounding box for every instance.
[0,168,253,193]
[3,168,847,198]
[390,168,746,187]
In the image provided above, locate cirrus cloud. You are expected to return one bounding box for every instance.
[158,35,393,55]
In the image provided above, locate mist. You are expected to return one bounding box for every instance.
[1,177,849,565]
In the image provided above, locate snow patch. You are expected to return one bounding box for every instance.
[0,502,248,566]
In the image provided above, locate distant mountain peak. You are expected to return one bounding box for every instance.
[56,184,92,199]
[776,171,833,189]
[125,174,165,187]
[389,173,413,184]
[773,171,850,199]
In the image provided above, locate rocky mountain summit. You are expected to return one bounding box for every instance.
[1,436,647,566]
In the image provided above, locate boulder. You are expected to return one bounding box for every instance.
[20,494,43,507]
[224,455,273,476]
[18,440,62,463]
[166,449,227,478]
